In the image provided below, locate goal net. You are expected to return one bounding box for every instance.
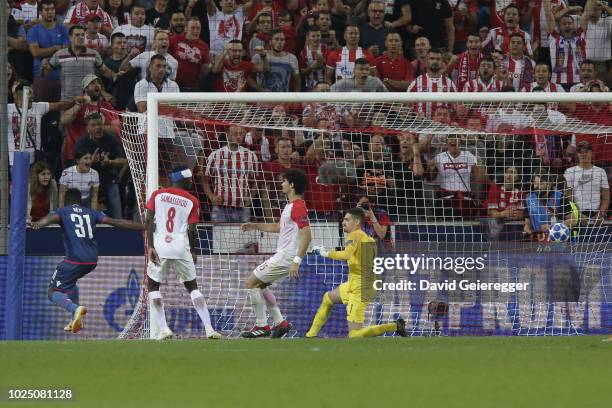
[117,92,612,339]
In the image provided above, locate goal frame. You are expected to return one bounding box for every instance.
[145,91,612,202]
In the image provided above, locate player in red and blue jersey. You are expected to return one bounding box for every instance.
[31,188,143,333]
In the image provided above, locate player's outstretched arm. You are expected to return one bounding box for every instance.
[30,214,59,229]
[240,222,280,233]
[325,237,359,261]
[103,217,145,230]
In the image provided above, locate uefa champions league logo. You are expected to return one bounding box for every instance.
[103,269,140,332]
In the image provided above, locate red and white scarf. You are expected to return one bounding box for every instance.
[455,51,482,91]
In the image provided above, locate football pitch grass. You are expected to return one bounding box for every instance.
[1,337,610,408]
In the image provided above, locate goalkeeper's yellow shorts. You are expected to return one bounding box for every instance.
[338,282,367,324]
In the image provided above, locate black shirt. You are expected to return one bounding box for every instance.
[358,23,391,53]
[407,0,452,49]
[74,134,125,186]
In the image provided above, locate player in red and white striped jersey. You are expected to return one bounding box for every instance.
[462,56,505,91]
[203,125,260,223]
[482,4,533,55]
[325,24,374,83]
[145,167,221,340]
[407,49,457,118]
[300,26,329,91]
[240,169,312,339]
[521,62,566,91]
[543,0,588,87]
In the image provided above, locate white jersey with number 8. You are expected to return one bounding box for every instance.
[146,187,200,260]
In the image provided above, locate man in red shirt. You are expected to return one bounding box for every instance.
[60,74,118,166]
[374,31,413,91]
[170,17,211,91]
[572,83,612,167]
[261,137,302,220]
[211,39,257,92]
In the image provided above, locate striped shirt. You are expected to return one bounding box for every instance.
[64,3,113,30]
[482,26,533,55]
[205,145,259,207]
[407,73,457,118]
[525,0,567,46]
[48,47,103,100]
[326,46,373,81]
[300,44,329,91]
[501,56,536,91]
[548,28,586,84]
[462,77,504,92]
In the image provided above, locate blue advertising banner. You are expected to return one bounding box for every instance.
[1,252,610,340]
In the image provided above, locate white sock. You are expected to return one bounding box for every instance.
[262,287,283,325]
[148,291,169,338]
[248,288,268,327]
[190,290,215,335]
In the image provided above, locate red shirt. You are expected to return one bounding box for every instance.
[281,26,298,55]
[374,52,414,84]
[574,104,612,163]
[30,191,51,221]
[169,35,211,88]
[303,163,337,213]
[485,184,525,212]
[452,0,478,44]
[213,60,254,92]
[247,1,283,28]
[68,3,113,32]
[66,100,115,160]
[262,161,299,219]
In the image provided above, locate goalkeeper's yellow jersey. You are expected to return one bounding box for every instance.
[327,229,377,293]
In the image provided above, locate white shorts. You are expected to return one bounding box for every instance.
[253,253,293,284]
[147,258,197,283]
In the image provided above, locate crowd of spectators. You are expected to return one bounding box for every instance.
[6,0,612,240]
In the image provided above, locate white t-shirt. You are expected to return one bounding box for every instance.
[586,16,612,61]
[12,3,38,23]
[208,8,245,56]
[7,102,50,165]
[86,32,109,53]
[112,23,156,52]
[130,51,179,80]
[435,150,477,192]
[59,165,100,200]
[133,78,180,104]
[146,187,200,260]
[564,165,610,211]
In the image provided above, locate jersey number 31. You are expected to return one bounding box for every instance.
[71,214,93,239]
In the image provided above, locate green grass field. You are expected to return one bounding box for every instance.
[1,337,610,408]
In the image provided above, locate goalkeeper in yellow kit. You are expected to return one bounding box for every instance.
[306,208,407,338]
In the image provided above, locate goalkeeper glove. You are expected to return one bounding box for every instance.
[313,246,329,257]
